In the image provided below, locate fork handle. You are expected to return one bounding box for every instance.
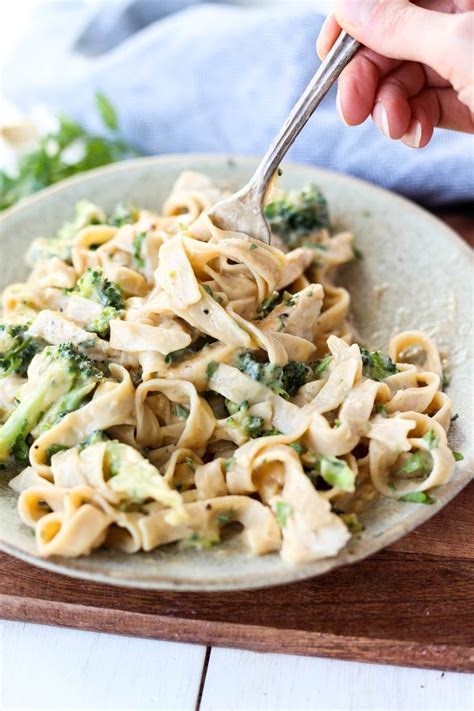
[247,31,360,202]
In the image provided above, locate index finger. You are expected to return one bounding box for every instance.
[316,14,342,59]
[337,49,401,125]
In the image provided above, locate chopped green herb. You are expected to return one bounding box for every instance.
[225,399,249,416]
[132,231,147,269]
[340,512,363,533]
[78,430,107,451]
[398,491,435,505]
[289,442,307,455]
[184,532,219,549]
[206,361,219,380]
[275,501,293,528]
[422,429,439,450]
[185,457,196,470]
[311,355,332,377]
[250,243,258,250]
[388,481,397,491]
[453,451,464,462]
[352,244,364,260]
[278,314,288,332]
[164,335,216,365]
[223,457,235,472]
[217,510,235,525]
[376,404,388,417]
[260,427,283,437]
[95,91,118,131]
[45,443,68,464]
[110,202,139,227]
[315,455,355,492]
[173,404,190,419]
[333,419,341,428]
[397,450,433,478]
[203,285,223,305]
[79,338,96,349]
[257,291,280,317]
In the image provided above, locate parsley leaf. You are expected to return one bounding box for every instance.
[397,450,433,478]
[132,231,147,269]
[172,404,190,419]
[422,429,439,450]
[275,501,293,528]
[0,93,139,212]
[398,491,435,505]
[95,91,118,131]
[206,361,218,380]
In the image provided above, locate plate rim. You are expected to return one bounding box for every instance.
[0,153,472,591]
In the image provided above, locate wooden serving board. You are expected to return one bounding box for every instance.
[1,481,472,673]
[1,211,472,673]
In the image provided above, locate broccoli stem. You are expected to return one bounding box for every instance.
[0,365,73,461]
[33,380,96,436]
[0,344,102,462]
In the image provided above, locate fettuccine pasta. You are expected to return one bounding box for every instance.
[0,172,459,563]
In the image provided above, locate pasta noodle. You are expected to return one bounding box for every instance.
[0,171,458,563]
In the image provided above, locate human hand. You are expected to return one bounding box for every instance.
[317,0,474,147]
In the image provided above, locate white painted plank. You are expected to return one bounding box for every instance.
[201,648,473,711]
[0,620,206,710]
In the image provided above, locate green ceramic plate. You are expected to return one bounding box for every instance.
[0,155,472,590]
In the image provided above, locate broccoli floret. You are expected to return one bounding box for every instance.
[74,268,124,309]
[226,400,265,439]
[102,440,183,514]
[0,343,102,462]
[69,268,125,338]
[87,306,120,338]
[0,324,44,378]
[360,347,398,381]
[264,184,330,248]
[110,202,139,227]
[27,200,106,265]
[236,352,318,399]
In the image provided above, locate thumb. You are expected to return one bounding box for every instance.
[333,0,469,83]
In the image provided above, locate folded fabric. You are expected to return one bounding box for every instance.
[4,0,473,206]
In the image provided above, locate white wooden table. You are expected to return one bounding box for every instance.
[0,1,472,708]
[1,620,472,710]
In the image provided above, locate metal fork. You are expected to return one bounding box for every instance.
[208,32,360,243]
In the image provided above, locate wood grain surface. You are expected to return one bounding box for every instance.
[1,481,472,673]
[0,213,472,674]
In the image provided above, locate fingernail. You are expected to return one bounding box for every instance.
[373,102,391,138]
[316,15,332,59]
[336,0,377,27]
[402,120,422,148]
[336,89,349,126]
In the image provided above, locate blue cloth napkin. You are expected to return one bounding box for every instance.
[4,0,473,206]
